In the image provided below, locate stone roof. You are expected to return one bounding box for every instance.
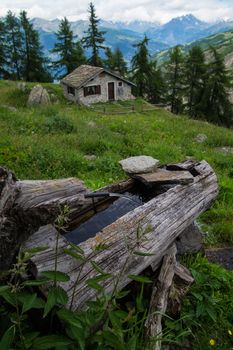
[61,64,136,88]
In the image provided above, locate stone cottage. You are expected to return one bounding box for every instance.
[61,65,136,105]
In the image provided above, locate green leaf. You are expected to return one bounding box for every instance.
[127,334,137,350]
[0,325,15,350]
[22,279,50,286]
[33,335,72,349]
[57,309,82,329]
[20,293,45,313]
[86,280,103,291]
[133,251,155,257]
[21,293,37,313]
[86,273,112,291]
[63,249,85,262]
[41,271,70,282]
[0,290,15,307]
[128,275,152,284]
[43,287,68,318]
[24,246,48,255]
[68,243,84,255]
[0,285,10,293]
[91,261,107,275]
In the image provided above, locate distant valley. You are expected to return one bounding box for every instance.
[32,14,233,62]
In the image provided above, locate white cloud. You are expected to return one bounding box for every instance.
[0,0,233,23]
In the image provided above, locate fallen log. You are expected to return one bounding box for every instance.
[0,165,133,270]
[19,160,218,310]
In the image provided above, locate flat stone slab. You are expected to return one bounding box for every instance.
[132,169,194,185]
[119,156,160,174]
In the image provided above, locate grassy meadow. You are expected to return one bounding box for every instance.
[0,80,233,348]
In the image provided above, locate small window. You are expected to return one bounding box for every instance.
[118,82,123,87]
[67,86,75,96]
[84,85,101,97]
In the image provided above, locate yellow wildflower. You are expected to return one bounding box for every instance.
[209,339,216,346]
[228,330,232,336]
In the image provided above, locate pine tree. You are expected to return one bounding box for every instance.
[20,11,51,82]
[199,47,233,126]
[105,47,114,70]
[112,48,127,76]
[5,11,23,80]
[105,47,127,76]
[184,45,206,117]
[82,2,105,66]
[0,19,6,79]
[51,17,85,78]
[147,62,165,104]
[131,36,151,96]
[165,46,184,114]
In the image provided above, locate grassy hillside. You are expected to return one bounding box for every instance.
[0,80,233,348]
[0,80,233,246]
[155,29,233,66]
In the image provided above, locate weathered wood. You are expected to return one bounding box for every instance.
[22,160,218,310]
[132,169,194,186]
[145,244,177,350]
[0,165,134,270]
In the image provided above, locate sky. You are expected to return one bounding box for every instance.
[0,0,233,23]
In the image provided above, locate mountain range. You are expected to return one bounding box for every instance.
[31,14,233,62]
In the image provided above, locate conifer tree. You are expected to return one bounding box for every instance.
[131,36,151,96]
[82,2,105,66]
[5,11,23,80]
[51,17,85,78]
[199,47,233,126]
[165,46,184,114]
[147,62,165,104]
[184,45,206,117]
[113,48,127,76]
[20,11,51,82]
[105,47,114,70]
[105,47,127,76]
[0,19,6,79]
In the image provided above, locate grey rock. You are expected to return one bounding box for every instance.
[176,222,203,254]
[27,85,50,106]
[119,156,160,174]
[215,147,233,154]
[1,105,17,112]
[84,155,97,161]
[17,82,26,91]
[87,121,97,128]
[50,93,59,103]
[195,133,207,143]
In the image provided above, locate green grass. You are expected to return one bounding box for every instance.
[0,80,233,246]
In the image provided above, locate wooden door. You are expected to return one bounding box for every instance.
[108,82,115,101]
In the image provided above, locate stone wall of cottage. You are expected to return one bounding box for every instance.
[62,72,135,105]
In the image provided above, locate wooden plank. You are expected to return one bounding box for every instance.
[132,169,194,185]
[22,160,218,310]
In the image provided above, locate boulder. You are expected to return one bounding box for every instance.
[119,156,160,174]
[17,82,26,92]
[27,85,50,106]
[84,155,97,161]
[176,222,203,254]
[195,133,207,143]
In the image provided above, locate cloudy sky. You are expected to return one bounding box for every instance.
[1,0,233,23]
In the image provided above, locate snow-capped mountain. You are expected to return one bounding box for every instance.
[31,14,233,61]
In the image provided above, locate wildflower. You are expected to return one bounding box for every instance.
[209,339,216,346]
[228,330,232,336]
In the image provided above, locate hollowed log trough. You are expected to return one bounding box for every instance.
[0,160,218,311]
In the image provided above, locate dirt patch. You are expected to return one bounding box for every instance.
[205,248,233,270]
